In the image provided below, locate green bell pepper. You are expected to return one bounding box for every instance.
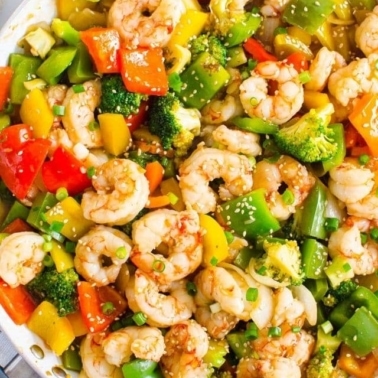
[226,46,248,68]
[322,123,346,173]
[324,255,354,289]
[314,326,342,354]
[304,278,329,302]
[226,331,254,359]
[67,42,96,84]
[51,18,80,46]
[121,359,163,378]
[1,200,30,230]
[231,116,278,134]
[61,342,82,371]
[301,238,328,279]
[0,114,11,130]
[233,246,259,270]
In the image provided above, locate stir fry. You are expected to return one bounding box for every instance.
[1,0,378,377]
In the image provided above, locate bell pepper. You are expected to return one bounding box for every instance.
[0,67,13,111]
[66,310,89,337]
[304,278,329,302]
[62,341,82,372]
[27,300,75,355]
[179,51,230,109]
[324,255,354,289]
[243,38,278,62]
[80,27,120,74]
[203,338,228,368]
[67,42,97,83]
[231,116,278,134]
[51,18,80,46]
[0,114,11,130]
[56,0,97,20]
[287,26,312,46]
[332,25,355,61]
[303,91,331,110]
[348,0,376,10]
[77,281,128,333]
[0,124,51,200]
[284,51,310,72]
[314,21,335,51]
[1,200,30,230]
[322,123,346,173]
[41,146,92,196]
[125,101,149,133]
[44,196,95,241]
[8,53,42,105]
[217,189,281,239]
[160,177,185,211]
[226,46,248,68]
[121,359,162,378]
[68,9,108,31]
[119,47,168,96]
[226,331,254,358]
[165,44,192,75]
[300,238,328,279]
[2,218,34,234]
[19,87,55,138]
[274,34,314,60]
[0,278,37,325]
[50,240,74,273]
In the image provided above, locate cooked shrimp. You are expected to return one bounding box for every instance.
[80,333,122,378]
[81,158,150,226]
[178,145,254,213]
[44,84,68,127]
[201,95,244,125]
[236,357,301,378]
[239,61,304,125]
[160,319,210,378]
[130,209,202,285]
[74,226,132,286]
[102,326,165,366]
[125,269,195,328]
[212,124,262,156]
[108,0,185,48]
[62,79,102,148]
[252,155,315,221]
[48,128,73,156]
[0,232,45,288]
[355,6,378,56]
[305,47,346,92]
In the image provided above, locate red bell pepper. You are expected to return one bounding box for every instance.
[77,281,128,333]
[119,47,168,96]
[41,146,92,196]
[0,67,13,111]
[0,278,37,325]
[285,52,309,72]
[0,124,51,200]
[2,218,34,233]
[243,38,278,62]
[126,101,149,133]
[80,27,121,74]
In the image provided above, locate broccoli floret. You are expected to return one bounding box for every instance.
[323,279,358,307]
[98,74,147,117]
[147,91,201,156]
[273,103,338,163]
[306,347,334,378]
[252,238,305,286]
[189,33,227,66]
[26,267,79,317]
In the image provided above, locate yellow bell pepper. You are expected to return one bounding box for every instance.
[98,113,132,156]
[19,88,54,138]
[160,177,185,211]
[182,0,204,10]
[45,196,94,241]
[68,9,107,31]
[303,91,331,110]
[27,301,75,356]
[287,26,312,46]
[314,21,335,51]
[199,214,229,267]
[166,44,192,74]
[66,311,89,337]
[274,34,314,60]
[56,0,97,20]
[333,0,353,21]
[50,240,74,273]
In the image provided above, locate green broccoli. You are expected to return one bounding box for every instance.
[305,347,334,378]
[273,103,338,163]
[26,267,79,317]
[189,33,227,66]
[251,238,305,286]
[147,91,201,156]
[323,279,359,307]
[98,74,147,117]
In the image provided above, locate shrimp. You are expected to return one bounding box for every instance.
[80,333,122,378]
[102,326,165,366]
[107,0,185,48]
[160,319,211,378]
[125,269,195,328]
[81,158,150,226]
[212,124,262,156]
[130,209,202,285]
[74,226,132,286]
[239,60,304,125]
[178,145,254,214]
[236,357,301,378]
[305,47,346,92]
[44,84,68,127]
[201,95,244,125]
[61,79,102,148]
[328,224,378,275]
[355,6,378,57]
[48,128,73,156]
[252,155,315,221]
[0,232,45,288]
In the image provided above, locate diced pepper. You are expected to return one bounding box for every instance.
[303,91,331,110]
[66,311,89,337]
[77,281,128,333]
[145,161,165,193]
[274,34,314,60]
[287,26,312,46]
[301,238,328,279]
[56,0,97,20]
[179,51,230,109]
[233,246,257,270]
[51,18,80,46]
[0,278,37,325]
[2,218,34,234]
[19,88,55,138]
[165,44,192,75]
[284,51,310,72]
[324,255,354,289]
[226,331,253,358]
[50,240,75,272]
[199,214,229,267]
[119,47,168,96]
[332,25,354,61]
[314,21,335,51]
[42,146,92,196]
[0,114,11,130]
[125,101,149,133]
[231,116,278,134]
[61,342,82,372]
[67,42,97,83]
[217,189,281,239]
[304,278,329,302]
[202,338,228,368]
[1,200,30,230]
[27,301,75,355]
[0,124,51,200]
[243,38,277,62]
[98,113,132,156]
[322,123,346,173]
[121,359,161,378]
[80,27,120,74]
[146,195,171,209]
[348,0,376,10]
[0,67,13,111]
[68,8,107,31]
[226,46,248,68]
[44,196,95,241]
[160,177,185,211]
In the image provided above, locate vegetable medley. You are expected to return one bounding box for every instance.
[2,0,378,376]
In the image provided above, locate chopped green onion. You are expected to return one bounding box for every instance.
[186,281,197,296]
[101,301,115,315]
[291,326,301,333]
[360,232,368,245]
[43,254,54,267]
[343,262,352,272]
[73,84,85,93]
[152,259,165,272]
[52,105,65,116]
[224,231,234,244]
[370,228,378,242]
[257,266,267,275]
[56,187,69,201]
[43,241,53,252]
[65,241,77,254]
[116,246,128,259]
[268,326,282,337]
[320,320,333,334]
[245,322,259,340]
[250,97,259,106]
[358,153,370,165]
[88,120,99,131]
[167,192,179,205]
[210,256,219,266]
[274,27,288,36]
[246,287,259,302]
[168,72,182,92]
[132,311,147,326]
[324,217,340,232]
[299,70,311,84]
[87,166,96,178]
[282,188,295,205]
[50,220,64,233]
[247,59,257,70]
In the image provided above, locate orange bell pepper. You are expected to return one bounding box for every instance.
[145,160,165,193]
[0,67,13,111]
[146,194,171,209]
[285,51,309,72]
[1,218,34,234]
